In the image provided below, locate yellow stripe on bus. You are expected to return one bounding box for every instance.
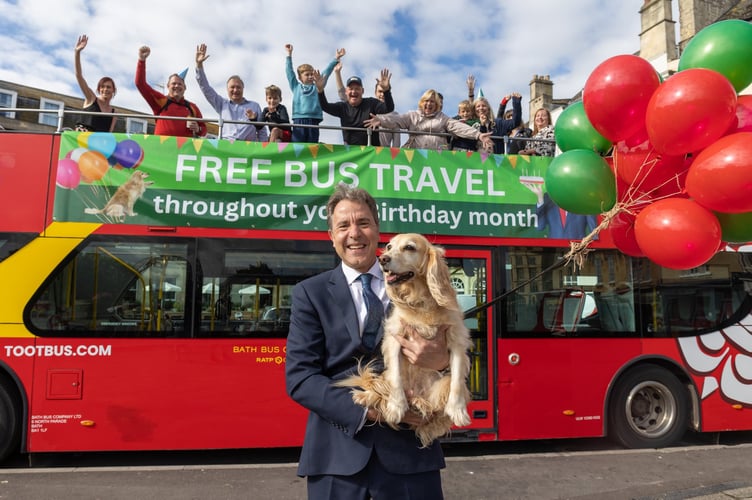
[43,221,102,238]
[0,222,99,326]
[0,324,37,339]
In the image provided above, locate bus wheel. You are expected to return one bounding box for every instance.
[609,366,689,449]
[0,380,21,461]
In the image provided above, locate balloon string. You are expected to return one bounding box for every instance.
[563,150,690,270]
[563,203,620,269]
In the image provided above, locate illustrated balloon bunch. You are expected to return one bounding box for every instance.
[56,132,144,189]
[548,19,752,270]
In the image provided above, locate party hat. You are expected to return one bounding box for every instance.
[177,68,188,80]
[478,88,484,98]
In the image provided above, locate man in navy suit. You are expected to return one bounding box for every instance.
[286,183,450,499]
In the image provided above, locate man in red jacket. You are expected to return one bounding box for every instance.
[135,45,206,138]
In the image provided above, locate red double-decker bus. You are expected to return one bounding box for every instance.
[0,130,750,462]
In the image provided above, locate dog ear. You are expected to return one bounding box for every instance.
[426,243,457,309]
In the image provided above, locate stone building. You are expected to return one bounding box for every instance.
[530,0,752,120]
[0,80,219,136]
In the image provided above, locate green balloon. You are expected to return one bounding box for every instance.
[545,149,616,215]
[715,211,752,243]
[678,19,752,93]
[554,101,612,154]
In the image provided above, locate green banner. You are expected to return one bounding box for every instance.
[54,132,553,237]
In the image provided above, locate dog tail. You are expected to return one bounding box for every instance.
[84,207,103,215]
[333,358,381,389]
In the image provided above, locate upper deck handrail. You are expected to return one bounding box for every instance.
[0,106,556,149]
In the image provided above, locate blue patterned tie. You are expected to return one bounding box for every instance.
[359,273,383,351]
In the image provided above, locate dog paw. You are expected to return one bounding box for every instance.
[383,394,408,424]
[351,390,368,407]
[445,404,471,427]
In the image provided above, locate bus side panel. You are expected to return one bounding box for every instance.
[26,338,307,453]
[645,318,752,433]
[497,338,642,440]
[0,133,58,233]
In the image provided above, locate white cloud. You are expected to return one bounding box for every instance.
[0,0,643,142]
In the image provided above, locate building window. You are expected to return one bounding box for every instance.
[126,117,148,134]
[0,89,18,119]
[39,98,64,127]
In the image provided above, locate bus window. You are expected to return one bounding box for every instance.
[26,239,191,337]
[196,239,338,338]
[633,251,752,337]
[504,248,637,337]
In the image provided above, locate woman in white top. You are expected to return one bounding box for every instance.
[365,89,493,151]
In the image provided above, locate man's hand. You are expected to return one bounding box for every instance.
[479,132,494,153]
[335,47,346,60]
[138,46,151,61]
[196,43,209,68]
[522,182,544,203]
[395,324,450,371]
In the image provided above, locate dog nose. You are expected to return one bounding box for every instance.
[379,255,390,264]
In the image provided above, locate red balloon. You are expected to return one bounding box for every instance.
[609,211,644,257]
[583,55,660,143]
[613,139,685,194]
[634,198,721,270]
[645,68,737,155]
[730,94,752,133]
[685,132,752,213]
[653,155,692,199]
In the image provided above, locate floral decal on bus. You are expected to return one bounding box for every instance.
[678,315,752,406]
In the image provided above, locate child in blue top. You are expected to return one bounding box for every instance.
[285,44,345,143]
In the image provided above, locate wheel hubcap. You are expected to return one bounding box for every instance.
[625,380,676,438]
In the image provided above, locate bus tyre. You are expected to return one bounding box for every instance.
[0,380,20,461]
[609,365,689,449]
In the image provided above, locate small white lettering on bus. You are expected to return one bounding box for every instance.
[3,345,112,357]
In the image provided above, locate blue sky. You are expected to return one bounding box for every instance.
[0,0,648,143]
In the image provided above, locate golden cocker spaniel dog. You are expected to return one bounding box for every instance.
[338,233,472,447]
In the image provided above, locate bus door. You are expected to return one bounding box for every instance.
[496,247,642,441]
[446,249,495,436]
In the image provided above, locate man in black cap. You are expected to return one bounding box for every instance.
[315,69,394,146]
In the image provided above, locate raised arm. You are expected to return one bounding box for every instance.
[284,44,298,91]
[333,62,346,102]
[320,47,346,86]
[376,69,394,113]
[466,74,475,103]
[194,43,224,113]
[74,35,97,107]
[195,42,210,70]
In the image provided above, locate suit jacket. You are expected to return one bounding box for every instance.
[536,193,598,240]
[285,265,445,477]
